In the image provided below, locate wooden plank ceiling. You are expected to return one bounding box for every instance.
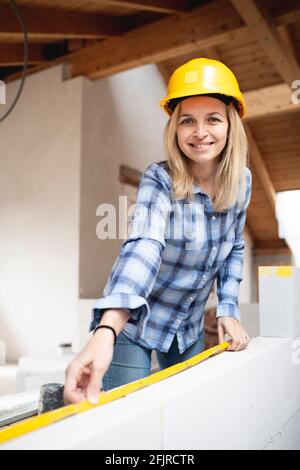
[1,0,300,256]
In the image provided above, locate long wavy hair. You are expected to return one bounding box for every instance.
[163,98,249,212]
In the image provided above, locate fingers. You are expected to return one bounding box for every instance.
[64,363,87,404]
[64,333,115,405]
[217,317,251,352]
[86,365,104,405]
[217,321,225,344]
[227,332,251,351]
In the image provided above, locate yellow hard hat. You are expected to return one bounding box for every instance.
[159,58,246,118]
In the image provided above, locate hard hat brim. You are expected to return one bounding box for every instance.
[160,90,246,118]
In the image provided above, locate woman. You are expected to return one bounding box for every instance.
[64,58,252,405]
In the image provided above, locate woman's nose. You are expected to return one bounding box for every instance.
[192,122,208,138]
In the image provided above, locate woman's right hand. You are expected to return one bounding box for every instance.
[64,329,114,405]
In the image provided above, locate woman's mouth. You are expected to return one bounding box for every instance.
[189,142,214,150]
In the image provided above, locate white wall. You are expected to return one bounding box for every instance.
[0,65,83,361]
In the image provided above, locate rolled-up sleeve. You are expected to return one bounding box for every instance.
[216,168,252,321]
[90,164,172,331]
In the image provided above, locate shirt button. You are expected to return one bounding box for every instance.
[212,246,217,251]
[176,319,181,326]
[211,216,216,220]
[203,275,207,280]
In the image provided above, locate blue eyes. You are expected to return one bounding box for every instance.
[180,117,221,125]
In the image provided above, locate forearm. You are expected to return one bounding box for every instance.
[216,245,244,321]
[98,308,130,335]
[66,309,129,404]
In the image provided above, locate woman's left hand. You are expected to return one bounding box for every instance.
[217,317,250,351]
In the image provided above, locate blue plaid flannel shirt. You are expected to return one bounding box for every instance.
[90,161,252,354]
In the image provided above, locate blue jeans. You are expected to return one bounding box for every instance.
[102,330,205,391]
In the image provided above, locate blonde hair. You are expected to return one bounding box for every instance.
[163,100,249,212]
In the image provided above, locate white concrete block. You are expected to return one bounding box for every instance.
[264,408,300,450]
[16,372,66,394]
[291,407,300,450]
[0,341,5,365]
[0,364,18,396]
[16,355,74,393]
[240,303,259,338]
[0,390,39,427]
[259,267,300,338]
[264,423,292,450]
[134,337,300,450]
[0,396,162,450]
[2,337,299,450]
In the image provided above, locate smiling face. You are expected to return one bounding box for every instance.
[176,96,229,172]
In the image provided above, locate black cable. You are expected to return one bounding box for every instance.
[0,0,28,122]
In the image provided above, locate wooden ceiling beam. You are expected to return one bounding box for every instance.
[244,83,300,120]
[62,0,253,80]
[0,6,124,41]
[93,0,194,14]
[265,0,300,27]
[230,0,300,86]
[0,43,44,66]
[277,24,298,65]
[6,0,300,83]
[201,46,222,61]
[50,0,300,80]
[244,123,276,213]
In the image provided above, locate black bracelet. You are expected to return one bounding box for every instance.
[93,325,117,345]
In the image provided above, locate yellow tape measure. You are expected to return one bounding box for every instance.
[0,341,230,445]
